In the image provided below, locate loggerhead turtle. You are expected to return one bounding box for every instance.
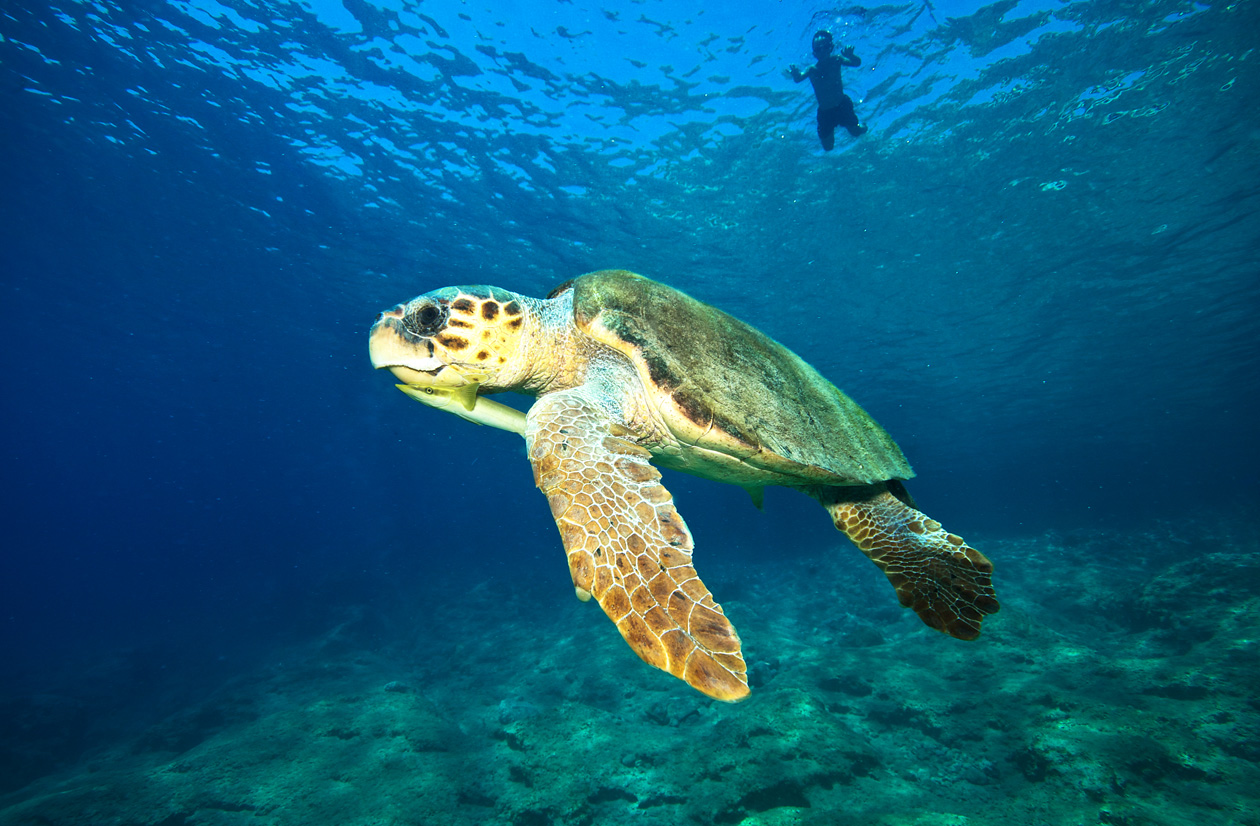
[368,269,999,702]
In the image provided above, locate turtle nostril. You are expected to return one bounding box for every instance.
[376,305,406,323]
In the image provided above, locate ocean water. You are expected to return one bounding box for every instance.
[1,0,1258,822]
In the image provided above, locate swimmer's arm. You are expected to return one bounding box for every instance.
[788,63,812,82]
[839,46,861,67]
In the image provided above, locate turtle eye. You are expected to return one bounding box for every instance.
[403,300,449,337]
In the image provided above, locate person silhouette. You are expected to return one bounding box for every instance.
[789,30,867,150]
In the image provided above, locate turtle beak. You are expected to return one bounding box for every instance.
[369,308,480,390]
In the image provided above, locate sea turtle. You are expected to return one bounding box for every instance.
[368,270,999,701]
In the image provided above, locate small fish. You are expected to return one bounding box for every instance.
[395,384,526,434]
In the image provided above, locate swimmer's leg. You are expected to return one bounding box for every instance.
[817,107,838,151]
[819,122,836,151]
[839,96,867,137]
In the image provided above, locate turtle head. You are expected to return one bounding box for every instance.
[369,285,532,396]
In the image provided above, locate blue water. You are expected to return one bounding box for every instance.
[2,0,1258,822]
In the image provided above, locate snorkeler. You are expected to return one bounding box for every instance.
[789,30,867,151]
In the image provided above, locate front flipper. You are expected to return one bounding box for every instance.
[813,484,1000,640]
[525,390,749,702]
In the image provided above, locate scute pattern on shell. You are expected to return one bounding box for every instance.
[569,270,913,485]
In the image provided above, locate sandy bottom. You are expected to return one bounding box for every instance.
[2,519,1257,826]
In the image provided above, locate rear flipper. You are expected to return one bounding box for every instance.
[812,484,999,639]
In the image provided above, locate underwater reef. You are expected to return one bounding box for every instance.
[1,518,1256,826]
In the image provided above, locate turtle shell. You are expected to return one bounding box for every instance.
[566,270,913,486]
